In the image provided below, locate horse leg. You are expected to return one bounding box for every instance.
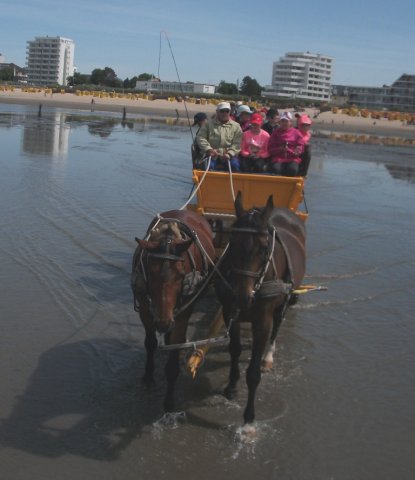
[163,315,189,412]
[224,320,242,400]
[244,310,273,424]
[143,329,158,384]
[262,303,285,372]
[139,300,158,385]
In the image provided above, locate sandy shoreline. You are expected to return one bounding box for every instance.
[0,89,218,119]
[1,88,415,139]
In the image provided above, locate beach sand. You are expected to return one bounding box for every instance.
[0,88,218,119]
[1,88,415,139]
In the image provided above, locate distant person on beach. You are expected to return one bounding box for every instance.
[239,113,270,173]
[268,112,305,176]
[195,102,242,171]
[261,108,279,135]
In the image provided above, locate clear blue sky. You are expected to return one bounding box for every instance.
[1,0,414,87]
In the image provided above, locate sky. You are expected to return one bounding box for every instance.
[1,0,414,87]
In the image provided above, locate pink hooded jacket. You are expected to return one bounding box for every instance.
[240,129,270,158]
[268,127,305,164]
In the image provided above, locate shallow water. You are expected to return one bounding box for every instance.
[1,103,415,480]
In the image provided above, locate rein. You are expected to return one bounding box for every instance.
[133,216,220,316]
[229,216,293,300]
[230,223,277,292]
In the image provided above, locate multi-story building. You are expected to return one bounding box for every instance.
[332,74,415,112]
[135,79,215,95]
[26,36,75,86]
[263,52,333,102]
[0,62,27,83]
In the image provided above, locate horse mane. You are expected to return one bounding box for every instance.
[148,221,183,241]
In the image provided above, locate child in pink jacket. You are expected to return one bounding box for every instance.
[239,113,270,173]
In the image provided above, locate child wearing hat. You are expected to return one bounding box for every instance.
[239,113,270,173]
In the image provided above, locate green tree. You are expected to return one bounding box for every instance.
[137,73,154,81]
[67,71,90,86]
[123,76,138,89]
[90,67,122,88]
[239,76,262,97]
[0,68,14,82]
[216,80,238,95]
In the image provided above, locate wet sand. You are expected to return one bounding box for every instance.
[0,88,217,120]
[1,88,415,138]
[1,105,415,479]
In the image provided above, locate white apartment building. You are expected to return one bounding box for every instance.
[135,79,215,95]
[263,52,333,102]
[26,36,75,86]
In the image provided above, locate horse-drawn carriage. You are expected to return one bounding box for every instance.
[131,167,311,429]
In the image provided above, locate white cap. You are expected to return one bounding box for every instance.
[279,112,293,121]
[236,105,252,116]
[216,102,231,111]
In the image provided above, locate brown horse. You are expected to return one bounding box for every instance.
[131,209,216,411]
[215,192,306,427]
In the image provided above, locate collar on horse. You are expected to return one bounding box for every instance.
[132,216,211,314]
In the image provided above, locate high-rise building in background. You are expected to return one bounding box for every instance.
[263,52,333,102]
[26,36,74,86]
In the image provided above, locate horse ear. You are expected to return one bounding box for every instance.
[137,239,160,251]
[235,191,245,218]
[262,195,274,224]
[266,195,274,211]
[173,238,193,255]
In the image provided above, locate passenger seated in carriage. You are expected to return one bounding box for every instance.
[297,114,312,176]
[268,112,305,176]
[191,112,208,165]
[239,113,270,173]
[195,102,243,172]
[236,104,252,132]
[261,108,279,135]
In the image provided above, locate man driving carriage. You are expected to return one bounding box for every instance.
[194,102,243,172]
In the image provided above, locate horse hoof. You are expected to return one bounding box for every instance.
[163,397,175,413]
[261,360,273,373]
[141,374,155,387]
[241,423,257,441]
[223,386,237,401]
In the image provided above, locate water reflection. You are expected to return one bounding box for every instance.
[1,108,414,186]
[22,112,69,158]
[385,163,415,183]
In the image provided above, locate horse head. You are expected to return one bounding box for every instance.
[137,222,193,333]
[229,192,275,309]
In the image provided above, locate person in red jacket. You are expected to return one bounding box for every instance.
[239,113,270,173]
[268,112,305,176]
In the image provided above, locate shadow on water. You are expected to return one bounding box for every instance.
[0,338,161,460]
[0,293,235,460]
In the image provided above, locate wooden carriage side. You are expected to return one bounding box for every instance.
[190,170,308,222]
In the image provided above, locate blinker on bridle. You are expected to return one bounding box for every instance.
[147,252,185,262]
[146,237,185,262]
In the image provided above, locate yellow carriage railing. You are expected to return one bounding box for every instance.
[191,170,308,221]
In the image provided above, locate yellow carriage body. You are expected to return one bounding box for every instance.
[191,169,308,222]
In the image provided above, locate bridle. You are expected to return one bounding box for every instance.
[133,220,211,316]
[230,222,278,296]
